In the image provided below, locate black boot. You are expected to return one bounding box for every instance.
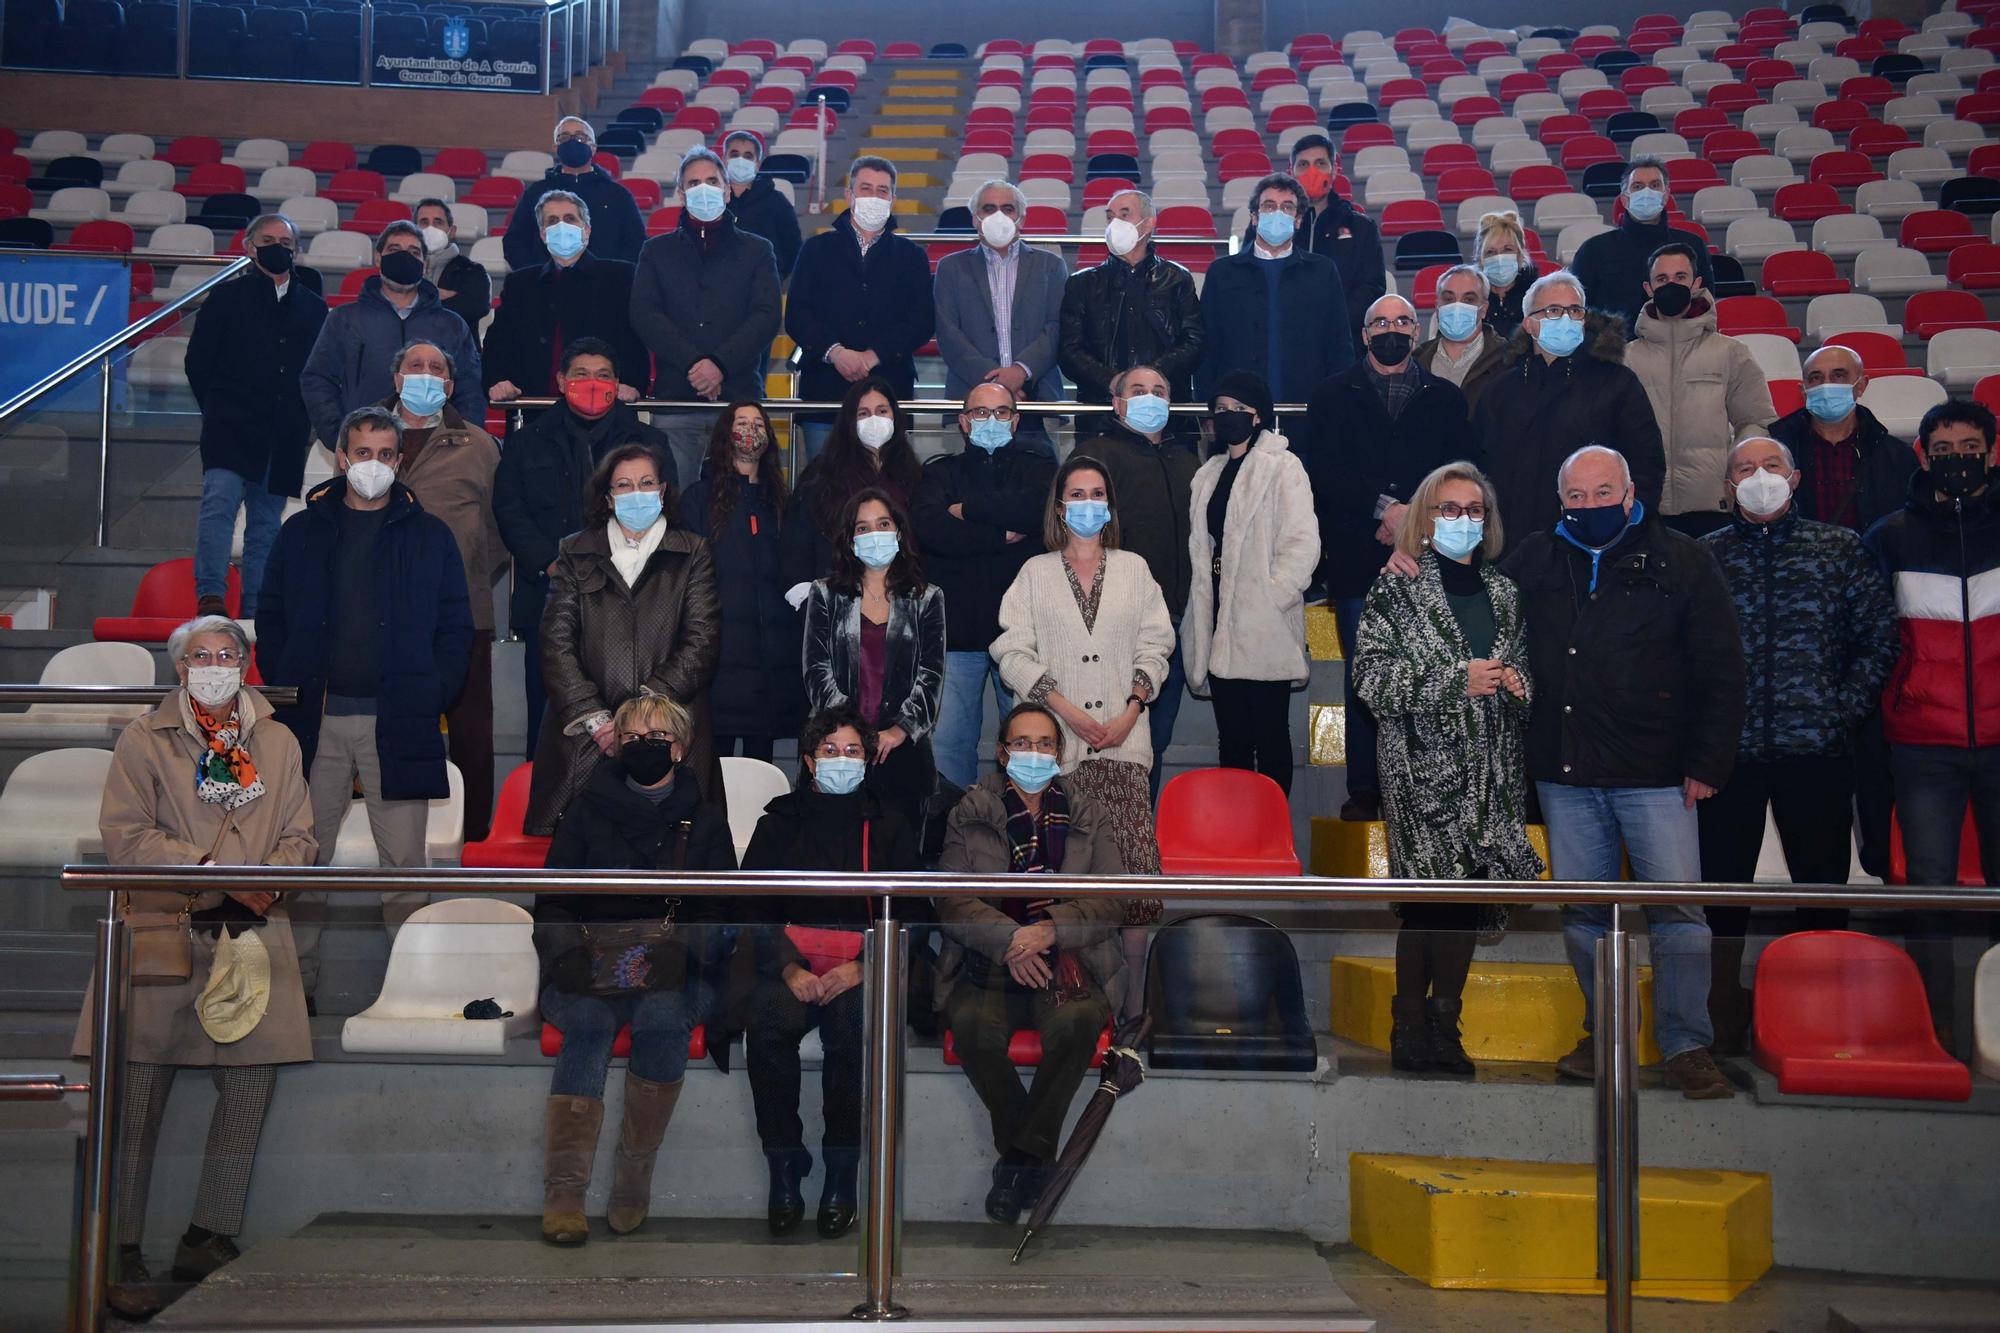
[171,1225,239,1284]
[1425,997,1475,1076]
[984,1148,1042,1225]
[765,1147,812,1237]
[817,1147,859,1239]
[1389,994,1432,1072]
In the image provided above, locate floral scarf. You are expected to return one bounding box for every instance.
[191,700,263,812]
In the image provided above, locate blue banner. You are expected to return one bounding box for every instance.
[0,256,131,404]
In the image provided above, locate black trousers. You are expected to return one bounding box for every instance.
[1209,676,1295,795]
[944,973,1110,1161]
[717,734,777,763]
[745,974,864,1153]
[1697,755,1853,937]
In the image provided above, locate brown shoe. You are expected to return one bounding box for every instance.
[541,1094,604,1245]
[106,1245,165,1321]
[194,594,230,619]
[1666,1048,1736,1100]
[606,1072,682,1235]
[170,1227,238,1283]
[1555,1035,1594,1081]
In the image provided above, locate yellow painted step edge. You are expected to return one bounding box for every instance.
[1330,955,1662,1066]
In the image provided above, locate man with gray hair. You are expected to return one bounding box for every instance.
[1569,154,1716,334]
[934,179,1069,404]
[184,211,327,618]
[1472,267,1663,553]
[1059,187,1204,405]
[502,114,646,268]
[483,189,648,403]
[1414,263,1505,411]
[1497,443,1745,1099]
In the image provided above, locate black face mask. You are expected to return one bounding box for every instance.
[1211,409,1257,447]
[620,739,677,787]
[555,137,595,169]
[378,249,425,288]
[1650,281,1693,318]
[1368,331,1412,367]
[1929,453,1991,500]
[255,243,294,276]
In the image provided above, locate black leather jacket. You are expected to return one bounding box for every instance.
[1058,248,1205,402]
[802,580,946,743]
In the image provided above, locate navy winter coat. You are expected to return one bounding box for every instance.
[183,268,327,496]
[677,473,806,739]
[785,212,936,404]
[630,215,782,401]
[299,276,485,450]
[1197,246,1353,403]
[501,165,647,270]
[728,177,802,281]
[1297,192,1384,345]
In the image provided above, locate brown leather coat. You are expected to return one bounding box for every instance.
[377,398,506,634]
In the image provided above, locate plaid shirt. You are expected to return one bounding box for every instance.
[1802,424,1864,530]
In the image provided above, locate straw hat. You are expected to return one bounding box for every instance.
[196,928,271,1044]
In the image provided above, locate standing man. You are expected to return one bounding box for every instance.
[1197,172,1352,413]
[257,407,473,996]
[1699,436,1898,1051]
[1306,294,1474,821]
[1500,445,1744,1099]
[1771,343,1918,533]
[502,116,646,269]
[1569,155,1716,335]
[376,342,505,844]
[722,129,802,282]
[1863,399,2000,1045]
[1413,263,1506,412]
[1288,133,1383,348]
[934,180,1069,405]
[413,196,491,335]
[183,212,326,619]
[483,190,648,403]
[1076,365,1198,796]
[785,155,935,459]
[631,147,782,491]
[1058,188,1205,406]
[300,221,485,452]
[912,383,1058,788]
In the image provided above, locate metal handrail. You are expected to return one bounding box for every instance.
[900,232,1238,247]
[0,1072,90,1101]
[505,397,1299,415]
[0,250,240,267]
[0,686,300,707]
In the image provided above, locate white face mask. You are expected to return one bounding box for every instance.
[856,415,896,450]
[1105,217,1142,257]
[420,225,449,252]
[980,211,1017,248]
[186,665,241,710]
[346,457,396,500]
[851,196,893,232]
[1734,467,1792,517]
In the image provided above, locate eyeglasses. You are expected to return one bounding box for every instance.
[182,649,242,667]
[555,130,592,144]
[1256,200,1300,215]
[1530,304,1587,320]
[1365,315,1417,332]
[619,731,677,748]
[1004,737,1060,754]
[1433,501,1487,520]
[816,743,867,759]
[610,479,662,493]
[964,407,1017,422]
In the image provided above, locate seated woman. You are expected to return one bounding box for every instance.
[741,704,921,1239]
[935,702,1126,1226]
[534,691,737,1246]
[78,616,317,1321]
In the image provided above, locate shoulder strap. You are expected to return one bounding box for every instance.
[672,820,693,870]
[862,818,870,875]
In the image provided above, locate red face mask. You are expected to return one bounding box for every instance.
[1295,165,1333,202]
[563,377,616,418]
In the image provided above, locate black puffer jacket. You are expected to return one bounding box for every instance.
[1474,314,1665,553]
[1298,192,1385,345]
[728,176,802,280]
[910,434,1057,651]
[678,474,805,741]
[1057,248,1206,402]
[1485,263,1537,341]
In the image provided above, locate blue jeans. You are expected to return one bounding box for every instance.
[932,650,1013,790]
[1148,619,1186,799]
[1887,743,2000,1029]
[541,983,693,1099]
[797,419,834,462]
[1536,782,1714,1060]
[195,467,286,616]
[1333,597,1379,796]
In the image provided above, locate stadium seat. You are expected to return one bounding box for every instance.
[1691,185,1764,226]
[1726,216,1804,261]
[1771,183,1842,223]
[1976,945,2000,1082]
[721,756,791,861]
[1810,150,1883,188]
[1717,295,1802,341]
[941,1024,1113,1069]
[0,642,154,750]
[1752,931,1970,1100]
[1942,177,2000,218]
[0,750,114,866]
[339,899,540,1056]
[1902,208,1981,253]
[1156,769,1301,876]
[92,558,237,643]
[1856,179,1931,222]
[298,141,358,175]
[1736,333,1805,384]
[460,763,550,869]
[1813,213,1893,258]
[1803,292,1900,341]
[1947,242,2000,289]
[62,219,134,254]
[1762,250,1849,296]
[541,1023,707,1061]
[1863,372,1950,434]
[1823,330,1922,379]
[1906,290,2000,338]
[1144,914,1317,1072]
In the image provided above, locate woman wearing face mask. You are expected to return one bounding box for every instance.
[1474,211,1537,340]
[741,705,923,1239]
[81,616,318,1319]
[526,444,724,837]
[533,691,738,1247]
[1350,463,1541,1077]
[676,402,802,763]
[803,488,945,833]
[1183,373,1320,795]
[783,376,924,590]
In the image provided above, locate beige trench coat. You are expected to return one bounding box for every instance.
[72,687,318,1066]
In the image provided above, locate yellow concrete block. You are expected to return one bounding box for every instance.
[869,123,950,139]
[764,372,793,397]
[1330,955,1662,1065]
[1310,817,1390,878]
[868,146,943,162]
[1350,1154,1771,1302]
[1306,602,1342,660]
[894,171,935,188]
[1308,702,1346,767]
[879,102,960,116]
[890,69,962,82]
[770,334,795,359]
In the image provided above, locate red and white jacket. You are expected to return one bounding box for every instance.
[1863,481,2000,749]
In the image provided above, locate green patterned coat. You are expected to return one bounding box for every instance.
[1350,553,1545,887]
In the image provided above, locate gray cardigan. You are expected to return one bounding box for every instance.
[932,242,1070,402]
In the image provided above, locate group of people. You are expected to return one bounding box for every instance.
[97,123,2000,1319]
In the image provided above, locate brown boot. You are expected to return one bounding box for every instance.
[106,1245,165,1321]
[1665,1048,1736,1101]
[194,594,229,619]
[541,1094,603,1246]
[606,1072,682,1235]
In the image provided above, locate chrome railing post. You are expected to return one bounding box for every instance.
[94,354,113,548]
[1594,903,1638,1333]
[74,910,128,1333]
[853,898,908,1321]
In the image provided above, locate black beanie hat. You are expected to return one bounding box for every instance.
[1208,370,1275,426]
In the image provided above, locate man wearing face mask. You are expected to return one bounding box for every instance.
[1414,263,1507,412]
[183,212,327,620]
[1770,344,1917,533]
[1306,294,1475,819]
[1697,437,1897,1052]
[1288,133,1384,347]
[300,221,485,454]
[1497,445,1745,1099]
[1057,188,1204,408]
[721,129,801,282]
[502,116,646,269]
[631,147,782,491]
[257,408,474,997]
[912,383,1058,788]
[1862,399,2000,1048]
[1569,156,1716,336]
[1473,269,1664,554]
[786,156,936,460]
[1625,243,1776,538]
[412,198,491,340]
[1197,173,1352,414]
[934,180,1069,406]
[483,191,647,403]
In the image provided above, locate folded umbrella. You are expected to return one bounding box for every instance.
[1011,1011,1153,1264]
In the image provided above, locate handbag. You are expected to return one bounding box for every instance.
[123,814,235,986]
[785,818,869,976]
[579,821,690,996]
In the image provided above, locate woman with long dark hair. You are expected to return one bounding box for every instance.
[783,376,924,589]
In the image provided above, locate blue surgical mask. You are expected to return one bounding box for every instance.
[1436,301,1481,342]
[813,755,865,795]
[685,182,726,223]
[1064,499,1110,538]
[1535,314,1585,358]
[1481,254,1519,288]
[1625,187,1666,222]
[1432,515,1484,560]
[968,417,1012,452]
[398,373,447,417]
[1005,750,1061,793]
[543,221,585,259]
[1122,393,1170,435]
[1255,210,1296,248]
[853,530,900,569]
[725,155,758,185]
[612,490,663,532]
[1805,382,1855,423]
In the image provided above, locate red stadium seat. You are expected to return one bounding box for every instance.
[1156,769,1302,876]
[0,154,29,186]
[298,140,358,175]
[160,135,223,167]
[465,176,523,209]
[343,200,412,237]
[1409,262,1450,310]
[1020,205,1067,237]
[323,168,387,204]
[1534,53,1581,78]
[1664,158,1723,192]
[1576,89,1633,122]
[1339,124,1395,153]
[63,219,134,253]
[671,107,723,136]
[1947,243,2000,290]
[1849,122,1914,158]
[1823,330,1922,377]
[882,41,921,59]
[1267,104,1318,133]
[93,559,239,643]
[541,1023,708,1060]
[1376,200,1443,236]
[1143,106,1194,134]
[1743,59,1798,93]
[1773,183,1847,223]
[1081,179,1137,211]
[1752,932,1971,1101]
[1571,35,1616,59]
[1768,376,1803,416]
[1217,152,1272,183]
[1716,295,1802,342]
[636,87,685,113]
[1450,96,1503,127]
[1900,209,1979,254]
[1970,144,2000,180]
[175,162,246,198]
[1537,114,1594,147]
[1559,136,1622,171]
[1762,250,1850,297]
[1957,93,2000,126]
[462,764,552,868]
[1809,151,1882,188]
[1701,130,1763,166]
[1705,82,1764,114]
[1377,79,1429,108]
[1812,99,1873,133]
[1084,130,1138,157]
[329,267,377,307]
[1621,66,1674,96]
[1497,72,1550,104]
[1020,154,1073,183]
[1715,42,1762,71]
[1906,290,2000,338]
[1435,167,1497,204]
[708,69,752,93]
[1977,373,2000,419]
[648,205,683,236]
[624,179,661,212]
[1200,86,1249,111]
[1250,67,1298,92]
[432,147,488,182]
[1673,108,1732,141]
[1839,75,1896,108]
[941,1024,1112,1068]
[1421,144,1479,176]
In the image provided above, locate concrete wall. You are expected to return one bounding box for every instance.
[680,0,1217,49]
[1263,0,1763,46]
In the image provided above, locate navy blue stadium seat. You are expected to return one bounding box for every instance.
[1942,176,2000,218]
[242,4,303,78]
[1581,161,1626,198]
[1604,111,1661,146]
[1871,53,1924,86]
[671,54,711,76]
[1086,152,1139,182]
[803,86,851,113]
[760,153,812,184]
[199,192,261,230]
[29,156,106,190]
[1531,26,1578,40]
[364,143,424,179]
[302,7,360,81]
[1083,53,1128,72]
[1799,4,1853,26]
[595,126,646,160]
[121,1,177,73]
[1709,253,1757,299]
[935,205,974,233]
[1394,229,1462,272]
[187,4,245,77]
[1144,914,1317,1074]
[929,42,968,58]
[0,218,57,249]
[1325,101,1379,131]
[614,105,666,133]
[1593,49,1643,78]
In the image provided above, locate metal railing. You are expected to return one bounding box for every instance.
[0,685,300,707]
[57,863,2000,1333]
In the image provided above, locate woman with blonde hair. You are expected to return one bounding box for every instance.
[1474,210,1536,340]
[1350,462,1543,1077]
